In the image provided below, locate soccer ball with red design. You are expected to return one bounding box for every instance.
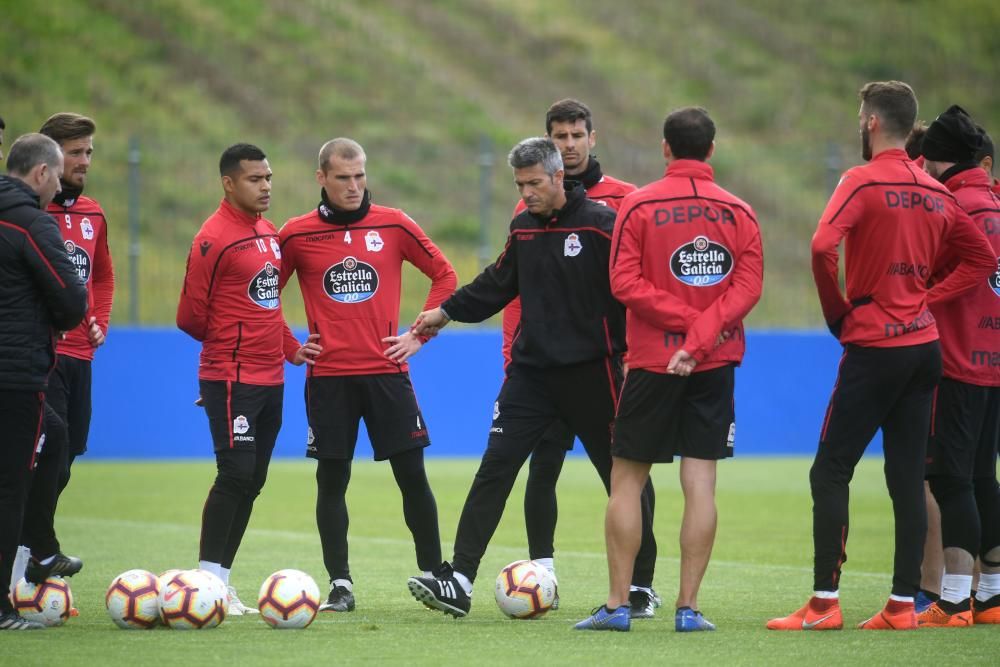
[494,560,557,619]
[106,569,161,629]
[158,569,229,629]
[12,576,73,626]
[257,569,321,629]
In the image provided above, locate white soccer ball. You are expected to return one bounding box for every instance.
[158,569,229,629]
[106,569,161,629]
[12,576,73,626]
[257,569,321,629]
[494,560,557,619]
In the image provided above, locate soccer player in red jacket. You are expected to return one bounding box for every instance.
[917,107,1000,627]
[768,82,996,632]
[503,99,658,615]
[177,144,319,615]
[577,107,763,632]
[14,113,114,589]
[279,138,457,613]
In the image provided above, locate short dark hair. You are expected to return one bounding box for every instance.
[508,137,563,176]
[39,112,96,144]
[0,115,6,130]
[6,133,62,177]
[663,107,716,161]
[975,125,994,164]
[219,143,267,177]
[859,81,918,140]
[546,99,593,135]
[905,122,928,160]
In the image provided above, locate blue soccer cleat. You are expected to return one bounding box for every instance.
[574,604,631,631]
[676,607,716,632]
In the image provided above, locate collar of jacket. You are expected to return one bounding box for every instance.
[569,156,603,189]
[317,188,372,225]
[52,183,84,208]
[530,181,586,225]
[219,197,261,226]
[870,148,909,162]
[664,158,715,181]
[941,163,988,191]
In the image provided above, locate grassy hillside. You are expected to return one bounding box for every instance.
[3,0,998,327]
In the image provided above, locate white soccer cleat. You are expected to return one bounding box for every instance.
[227,585,259,615]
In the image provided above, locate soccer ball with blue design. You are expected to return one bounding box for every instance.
[494,560,556,619]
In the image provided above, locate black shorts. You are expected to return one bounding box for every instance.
[46,355,92,456]
[199,380,283,453]
[305,373,429,461]
[926,379,1000,480]
[612,365,735,464]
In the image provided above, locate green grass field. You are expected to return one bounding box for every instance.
[5,458,994,664]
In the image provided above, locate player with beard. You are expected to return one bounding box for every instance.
[9,114,114,590]
[767,82,995,632]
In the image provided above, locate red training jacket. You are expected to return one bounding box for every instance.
[177,199,300,385]
[47,194,114,361]
[502,172,636,368]
[610,160,763,372]
[929,167,1000,385]
[812,149,996,347]
[279,204,457,376]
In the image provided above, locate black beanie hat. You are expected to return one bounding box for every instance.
[974,126,994,163]
[921,105,983,163]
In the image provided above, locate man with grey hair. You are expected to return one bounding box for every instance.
[407,137,649,619]
[0,133,87,630]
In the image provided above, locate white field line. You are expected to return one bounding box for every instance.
[63,516,891,580]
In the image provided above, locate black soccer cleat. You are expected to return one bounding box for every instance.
[407,562,470,618]
[629,589,656,619]
[318,584,356,612]
[0,610,45,630]
[25,552,83,584]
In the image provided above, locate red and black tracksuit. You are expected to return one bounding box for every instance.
[20,192,116,564]
[279,191,456,581]
[924,166,1000,570]
[0,176,87,610]
[441,182,656,584]
[809,149,996,597]
[177,198,298,568]
[506,159,639,565]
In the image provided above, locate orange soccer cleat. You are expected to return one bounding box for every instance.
[972,596,1000,625]
[766,597,843,631]
[858,600,917,630]
[917,602,972,628]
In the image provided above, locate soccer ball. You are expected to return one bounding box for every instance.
[494,560,557,619]
[106,569,161,629]
[158,569,229,629]
[12,576,73,626]
[257,569,321,629]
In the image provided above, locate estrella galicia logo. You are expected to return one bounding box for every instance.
[248,262,280,309]
[324,256,378,303]
[990,258,1000,298]
[63,240,92,283]
[670,235,733,287]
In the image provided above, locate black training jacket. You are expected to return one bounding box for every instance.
[0,176,88,391]
[443,182,625,368]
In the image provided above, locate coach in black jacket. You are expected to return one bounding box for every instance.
[0,133,87,630]
[406,137,657,618]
